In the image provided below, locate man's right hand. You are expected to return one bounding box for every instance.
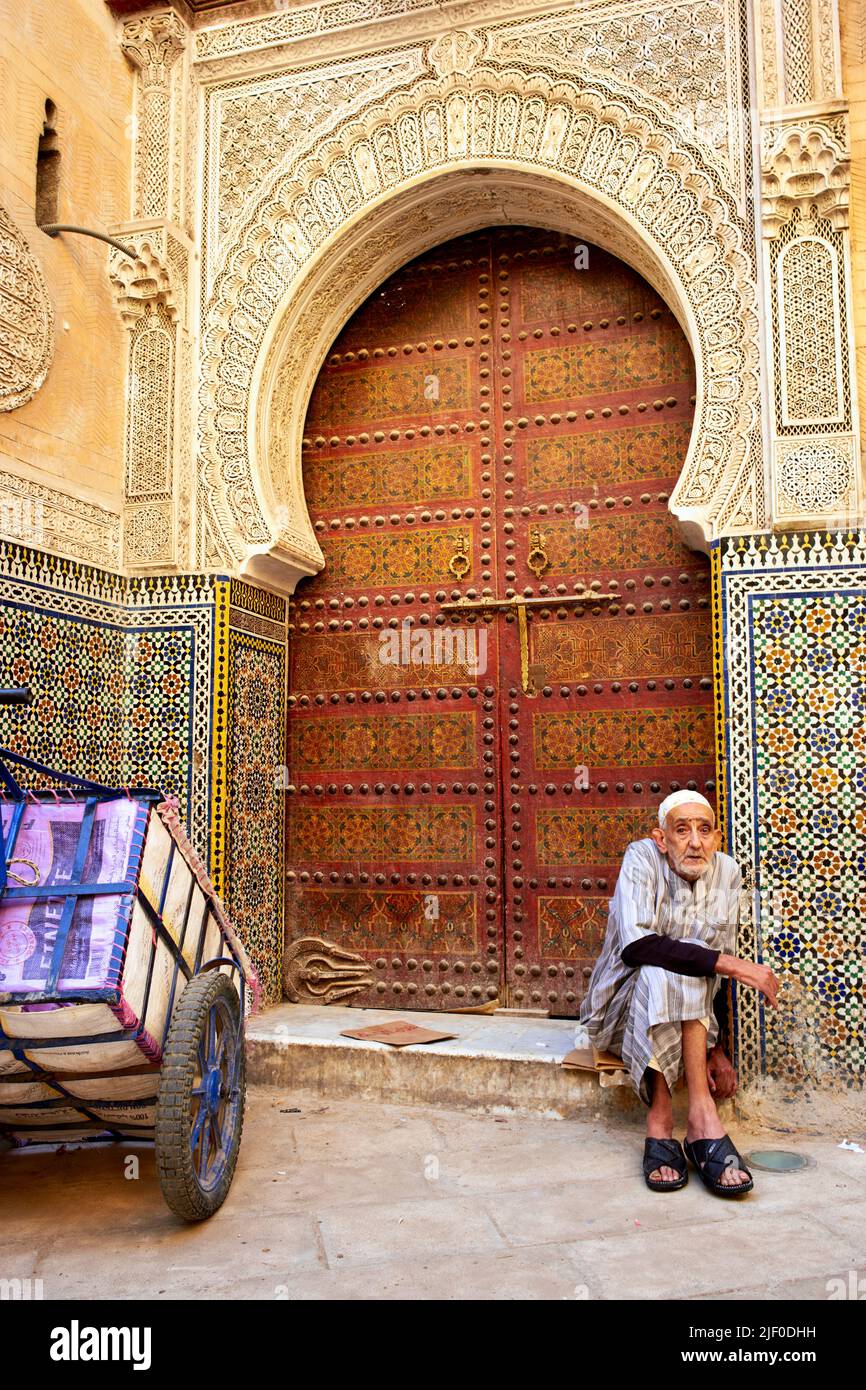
[716,954,780,1007]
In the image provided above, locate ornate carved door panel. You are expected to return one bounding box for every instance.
[491,231,715,1014]
[285,236,503,1010]
[285,227,715,1014]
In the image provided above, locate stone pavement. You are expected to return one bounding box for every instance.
[2,1085,865,1301]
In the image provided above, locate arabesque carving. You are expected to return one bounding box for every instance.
[0,203,54,413]
[199,55,761,590]
[108,233,179,329]
[121,11,188,222]
[108,224,195,572]
[762,118,850,238]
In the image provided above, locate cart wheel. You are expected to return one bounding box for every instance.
[155,970,246,1221]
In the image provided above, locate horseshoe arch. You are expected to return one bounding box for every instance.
[199,54,761,592]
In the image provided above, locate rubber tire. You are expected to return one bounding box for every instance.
[155,970,246,1222]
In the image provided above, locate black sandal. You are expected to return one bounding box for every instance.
[643,1137,688,1191]
[683,1134,754,1196]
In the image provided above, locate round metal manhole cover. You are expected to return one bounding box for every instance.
[745,1149,814,1173]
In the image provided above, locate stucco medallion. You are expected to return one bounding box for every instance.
[0,204,54,413]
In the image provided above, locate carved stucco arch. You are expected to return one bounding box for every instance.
[199,58,761,592]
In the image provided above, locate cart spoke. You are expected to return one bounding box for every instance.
[209,1111,222,1158]
[225,1032,240,1091]
[198,1105,211,1177]
[190,1096,207,1152]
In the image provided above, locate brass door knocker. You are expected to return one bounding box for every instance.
[527,525,550,579]
[448,532,471,580]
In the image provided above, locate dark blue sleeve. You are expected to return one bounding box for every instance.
[620,933,720,977]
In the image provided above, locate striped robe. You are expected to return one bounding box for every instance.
[579,838,741,1104]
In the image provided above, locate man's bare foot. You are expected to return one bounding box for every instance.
[686,1103,750,1186]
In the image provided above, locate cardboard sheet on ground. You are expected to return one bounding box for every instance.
[340,1020,457,1047]
[561,1046,627,1073]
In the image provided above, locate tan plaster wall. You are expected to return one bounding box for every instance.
[0,0,131,507]
[842,5,866,459]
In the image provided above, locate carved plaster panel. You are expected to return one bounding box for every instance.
[759,0,844,106]
[121,10,189,223]
[773,434,857,525]
[763,201,858,527]
[777,223,845,428]
[193,0,554,68]
[197,50,761,589]
[108,226,181,327]
[761,114,850,238]
[109,222,195,572]
[756,0,856,530]
[0,471,120,568]
[782,0,817,103]
[123,501,176,567]
[488,0,749,209]
[203,48,424,284]
[0,204,54,413]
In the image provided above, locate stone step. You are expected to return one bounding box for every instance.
[245,1003,642,1119]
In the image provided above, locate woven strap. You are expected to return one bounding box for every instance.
[643,1137,686,1178]
[688,1134,750,1183]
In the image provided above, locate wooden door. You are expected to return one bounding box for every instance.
[285,226,715,1014]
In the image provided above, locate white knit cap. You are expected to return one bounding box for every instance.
[657,789,714,827]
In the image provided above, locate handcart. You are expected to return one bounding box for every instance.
[0,687,254,1220]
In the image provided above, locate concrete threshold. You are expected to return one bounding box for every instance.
[245,1003,642,1120]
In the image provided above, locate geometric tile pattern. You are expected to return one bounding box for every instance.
[720,532,866,1092]
[0,547,290,1011]
[0,542,216,857]
[220,581,287,1006]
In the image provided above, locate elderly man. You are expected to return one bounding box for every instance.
[580,791,779,1195]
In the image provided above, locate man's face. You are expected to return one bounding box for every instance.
[651,804,720,881]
